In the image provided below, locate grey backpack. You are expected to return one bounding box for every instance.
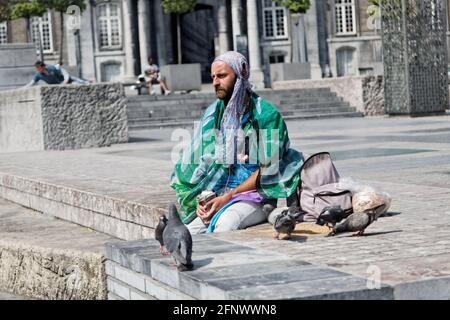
[297,152,353,222]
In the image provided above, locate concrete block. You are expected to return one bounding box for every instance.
[150,259,180,289]
[130,288,156,300]
[108,292,124,300]
[160,64,202,92]
[0,83,128,153]
[144,276,194,300]
[0,43,37,68]
[107,277,131,300]
[105,260,115,277]
[394,277,450,300]
[114,264,146,292]
[270,63,311,84]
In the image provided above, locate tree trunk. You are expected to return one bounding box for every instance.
[177,13,181,64]
[59,11,64,65]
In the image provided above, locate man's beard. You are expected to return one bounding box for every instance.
[216,87,232,101]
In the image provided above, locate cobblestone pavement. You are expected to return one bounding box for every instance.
[1,114,450,294]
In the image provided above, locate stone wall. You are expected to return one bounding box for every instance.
[273,75,386,116]
[361,75,385,116]
[0,83,128,152]
[0,240,107,300]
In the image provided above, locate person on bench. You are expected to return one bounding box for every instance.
[170,51,304,234]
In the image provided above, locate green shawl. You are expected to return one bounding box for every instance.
[170,92,304,223]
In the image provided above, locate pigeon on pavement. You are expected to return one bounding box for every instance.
[268,206,302,240]
[327,204,386,237]
[316,205,349,228]
[155,214,169,255]
[163,204,194,271]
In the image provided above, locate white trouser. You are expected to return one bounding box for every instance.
[187,201,267,234]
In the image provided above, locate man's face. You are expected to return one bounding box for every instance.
[35,65,45,73]
[148,58,154,65]
[211,61,236,101]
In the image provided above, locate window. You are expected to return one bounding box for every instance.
[337,47,356,76]
[263,0,288,39]
[97,2,121,49]
[269,53,285,63]
[334,0,356,35]
[30,10,54,53]
[0,21,7,44]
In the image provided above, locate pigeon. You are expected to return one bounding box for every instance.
[268,206,302,240]
[162,204,193,271]
[327,204,387,237]
[155,214,169,255]
[316,205,349,228]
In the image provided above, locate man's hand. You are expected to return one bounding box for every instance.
[196,203,213,223]
[63,80,69,85]
[204,193,233,218]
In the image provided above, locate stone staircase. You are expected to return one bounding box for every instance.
[126,88,363,130]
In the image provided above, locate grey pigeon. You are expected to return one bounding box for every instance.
[155,214,169,255]
[268,206,302,240]
[327,204,386,237]
[316,205,349,228]
[163,204,193,271]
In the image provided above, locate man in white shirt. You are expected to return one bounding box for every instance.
[142,57,171,95]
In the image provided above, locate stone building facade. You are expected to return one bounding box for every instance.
[1,0,450,86]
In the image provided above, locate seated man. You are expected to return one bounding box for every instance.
[171,51,304,234]
[26,61,89,87]
[143,57,171,96]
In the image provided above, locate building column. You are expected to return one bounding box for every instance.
[218,0,230,54]
[154,0,172,65]
[122,0,136,80]
[138,0,151,73]
[231,0,242,51]
[304,0,322,79]
[246,0,264,88]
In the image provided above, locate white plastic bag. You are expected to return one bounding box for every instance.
[337,177,392,216]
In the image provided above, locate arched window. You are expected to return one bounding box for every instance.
[30,10,54,53]
[336,47,356,76]
[0,21,7,44]
[97,2,122,49]
[334,0,356,35]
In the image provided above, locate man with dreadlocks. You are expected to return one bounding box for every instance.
[171,51,304,234]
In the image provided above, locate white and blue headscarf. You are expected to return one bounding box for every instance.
[212,51,252,165]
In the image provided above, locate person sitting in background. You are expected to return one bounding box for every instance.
[143,57,171,96]
[26,61,89,87]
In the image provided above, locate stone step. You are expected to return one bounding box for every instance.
[126,96,345,113]
[281,106,357,115]
[128,111,363,130]
[127,101,353,121]
[0,172,169,241]
[0,197,117,300]
[105,237,394,300]
[127,105,357,125]
[283,111,363,120]
[128,87,334,101]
